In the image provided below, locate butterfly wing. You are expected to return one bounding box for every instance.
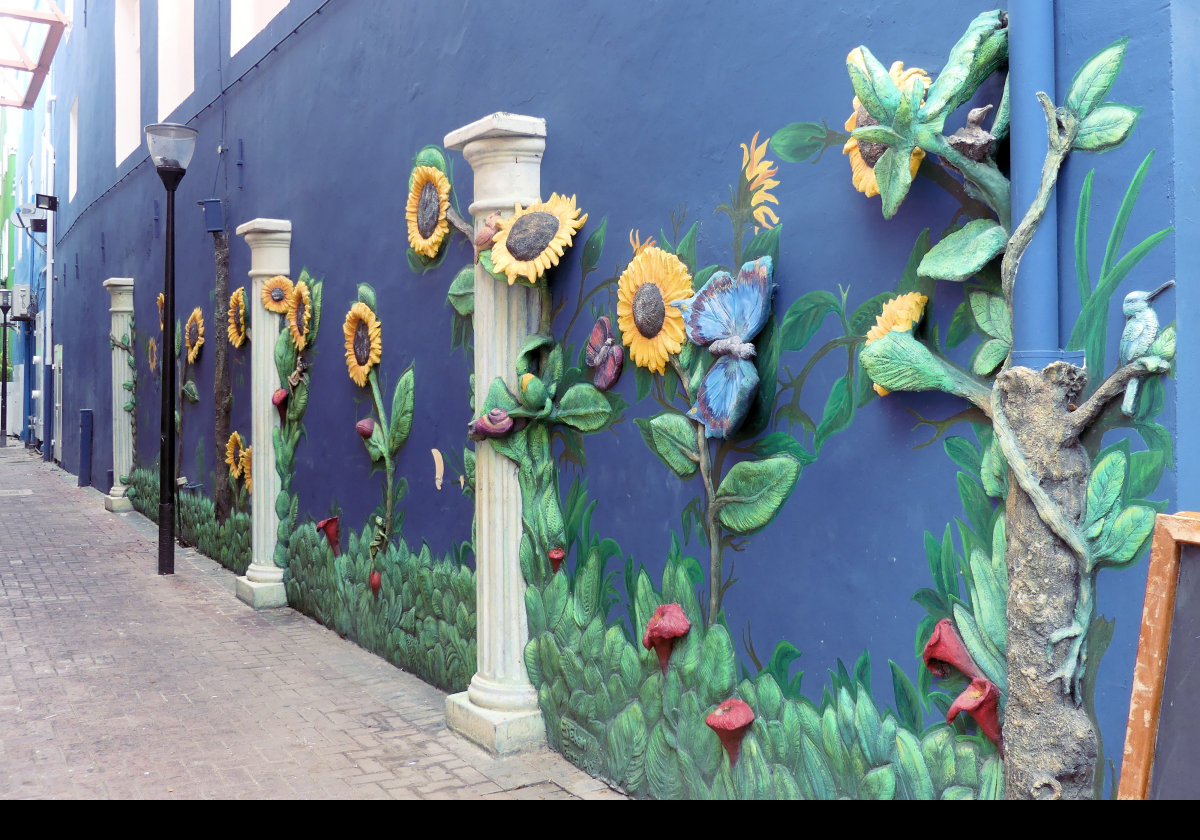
[593,344,623,392]
[725,256,776,343]
[686,355,759,439]
[684,256,776,347]
[585,315,613,368]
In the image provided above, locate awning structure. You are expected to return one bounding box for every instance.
[0,2,66,110]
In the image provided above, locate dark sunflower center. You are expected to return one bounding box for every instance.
[633,283,666,339]
[271,286,287,303]
[505,211,559,261]
[293,299,307,333]
[353,320,372,366]
[187,323,197,346]
[854,105,887,167]
[417,181,441,239]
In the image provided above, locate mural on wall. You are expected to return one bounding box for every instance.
[97,6,1175,801]
[284,147,479,693]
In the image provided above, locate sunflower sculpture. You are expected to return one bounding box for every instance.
[227,287,248,348]
[148,337,159,374]
[185,307,206,364]
[406,165,452,259]
[225,431,245,480]
[261,275,293,314]
[864,292,928,395]
[843,51,931,198]
[616,246,693,375]
[241,446,252,494]
[286,280,312,351]
[343,301,382,387]
[157,293,165,332]
[488,193,588,285]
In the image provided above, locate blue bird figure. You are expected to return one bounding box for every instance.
[1120,280,1173,416]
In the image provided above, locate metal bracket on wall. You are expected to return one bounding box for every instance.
[152,202,159,239]
[237,139,244,189]
[100,232,105,262]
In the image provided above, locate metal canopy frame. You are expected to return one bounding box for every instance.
[0,3,66,110]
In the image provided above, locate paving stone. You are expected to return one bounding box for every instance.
[0,448,625,800]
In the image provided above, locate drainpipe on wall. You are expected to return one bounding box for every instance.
[41,78,54,462]
[1008,0,1074,369]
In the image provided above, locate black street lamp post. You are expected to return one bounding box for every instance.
[1,287,10,448]
[145,123,198,576]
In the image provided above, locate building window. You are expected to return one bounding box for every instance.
[114,0,140,166]
[157,0,194,120]
[68,98,78,201]
[230,0,288,57]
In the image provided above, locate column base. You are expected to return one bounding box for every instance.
[446,691,546,755]
[235,576,288,609]
[105,493,133,512]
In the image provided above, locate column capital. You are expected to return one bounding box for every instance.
[102,277,135,314]
[445,114,546,218]
[236,219,292,279]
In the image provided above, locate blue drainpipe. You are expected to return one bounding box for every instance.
[1008,0,1080,370]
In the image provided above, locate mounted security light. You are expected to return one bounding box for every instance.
[34,194,57,212]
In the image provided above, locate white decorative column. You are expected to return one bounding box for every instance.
[103,277,135,512]
[234,218,291,609]
[444,113,547,754]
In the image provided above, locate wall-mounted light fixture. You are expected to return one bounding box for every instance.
[35,193,58,212]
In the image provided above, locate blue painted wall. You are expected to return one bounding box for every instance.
[25,0,1188,792]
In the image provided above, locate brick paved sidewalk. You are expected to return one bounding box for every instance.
[0,446,623,800]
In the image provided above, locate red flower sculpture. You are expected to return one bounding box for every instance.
[923,618,984,681]
[272,388,289,424]
[947,676,1003,754]
[369,569,382,597]
[548,547,566,573]
[641,603,690,674]
[706,698,755,766]
[316,516,340,557]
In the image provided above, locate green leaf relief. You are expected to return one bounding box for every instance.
[968,291,1011,342]
[635,412,698,479]
[971,338,1009,377]
[874,145,916,220]
[714,455,801,535]
[847,45,901,123]
[447,267,474,317]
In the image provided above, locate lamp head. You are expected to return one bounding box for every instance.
[145,123,198,188]
[0,287,11,314]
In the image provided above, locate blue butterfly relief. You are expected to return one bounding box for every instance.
[682,257,776,438]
